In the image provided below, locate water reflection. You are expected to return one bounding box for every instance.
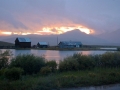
[0,49,112,61]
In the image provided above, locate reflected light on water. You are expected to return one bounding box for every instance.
[80,51,91,55]
[1,49,109,63]
[44,50,61,64]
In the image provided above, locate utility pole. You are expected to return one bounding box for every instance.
[57,36,58,46]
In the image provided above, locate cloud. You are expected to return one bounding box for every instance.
[0,8,28,31]
[0,0,120,34]
[65,0,120,33]
[0,0,68,32]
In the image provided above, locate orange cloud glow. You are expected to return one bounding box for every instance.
[1,32,12,35]
[0,24,94,35]
[38,25,94,35]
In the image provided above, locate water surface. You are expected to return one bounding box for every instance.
[1,49,112,61]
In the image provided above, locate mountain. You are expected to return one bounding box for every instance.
[96,29,120,46]
[58,30,111,45]
[0,29,112,46]
[0,34,59,46]
[0,41,14,46]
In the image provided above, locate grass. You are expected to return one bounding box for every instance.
[0,67,120,90]
[1,50,120,90]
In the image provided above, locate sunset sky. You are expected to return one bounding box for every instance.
[0,0,120,35]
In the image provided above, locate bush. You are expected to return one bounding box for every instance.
[0,69,5,76]
[0,50,12,69]
[59,56,79,72]
[98,52,120,68]
[40,66,51,75]
[10,54,46,75]
[46,60,57,72]
[4,67,23,80]
[59,53,95,72]
[0,57,8,69]
[73,54,95,70]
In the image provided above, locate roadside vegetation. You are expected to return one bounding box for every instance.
[0,50,120,90]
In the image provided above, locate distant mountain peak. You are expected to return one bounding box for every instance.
[96,29,120,45]
[1,29,119,46]
[61,29,87,36]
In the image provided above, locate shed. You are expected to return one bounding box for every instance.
[58,41,82,48]
[15,37,31,48]
[37,42,48,48]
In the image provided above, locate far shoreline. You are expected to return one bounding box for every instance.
[13,47,118,51]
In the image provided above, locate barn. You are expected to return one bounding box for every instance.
[58,41,82,48]
[37,42,48,48]
[15,37,31,48]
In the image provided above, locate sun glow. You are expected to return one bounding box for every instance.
[39,25,94,35]
[0,25,94,35]
[21,32,31,35]
[1,32,12,35]
[0,31,32,35]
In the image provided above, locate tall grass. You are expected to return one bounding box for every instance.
[0,50,12,69]
[10,54,46,74]
[100,52,120,67]
[59,52,120,72]
[59,53,95,72]
[4,67,24,80]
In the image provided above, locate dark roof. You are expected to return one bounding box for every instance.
[38,42,48,45]
[59,41,82,45]
[17,37,31,42]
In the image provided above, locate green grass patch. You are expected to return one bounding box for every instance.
[0,68,120,90]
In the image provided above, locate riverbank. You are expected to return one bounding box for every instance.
[14,45,119,51]
[15,47,118,51]
[0,68,120,90]
[0,51,120,90]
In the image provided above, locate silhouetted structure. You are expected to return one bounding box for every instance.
[32,45,38,48]
[15,37,31,48]
[58,41,82,48]
[37,42,48,48]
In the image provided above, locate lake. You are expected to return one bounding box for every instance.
[1,49,113,61]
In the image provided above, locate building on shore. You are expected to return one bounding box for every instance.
[15,37,31,48]
[58,41,82,48]
[37,42,48,48]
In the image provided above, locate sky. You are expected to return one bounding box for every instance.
[0,0,120,35]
